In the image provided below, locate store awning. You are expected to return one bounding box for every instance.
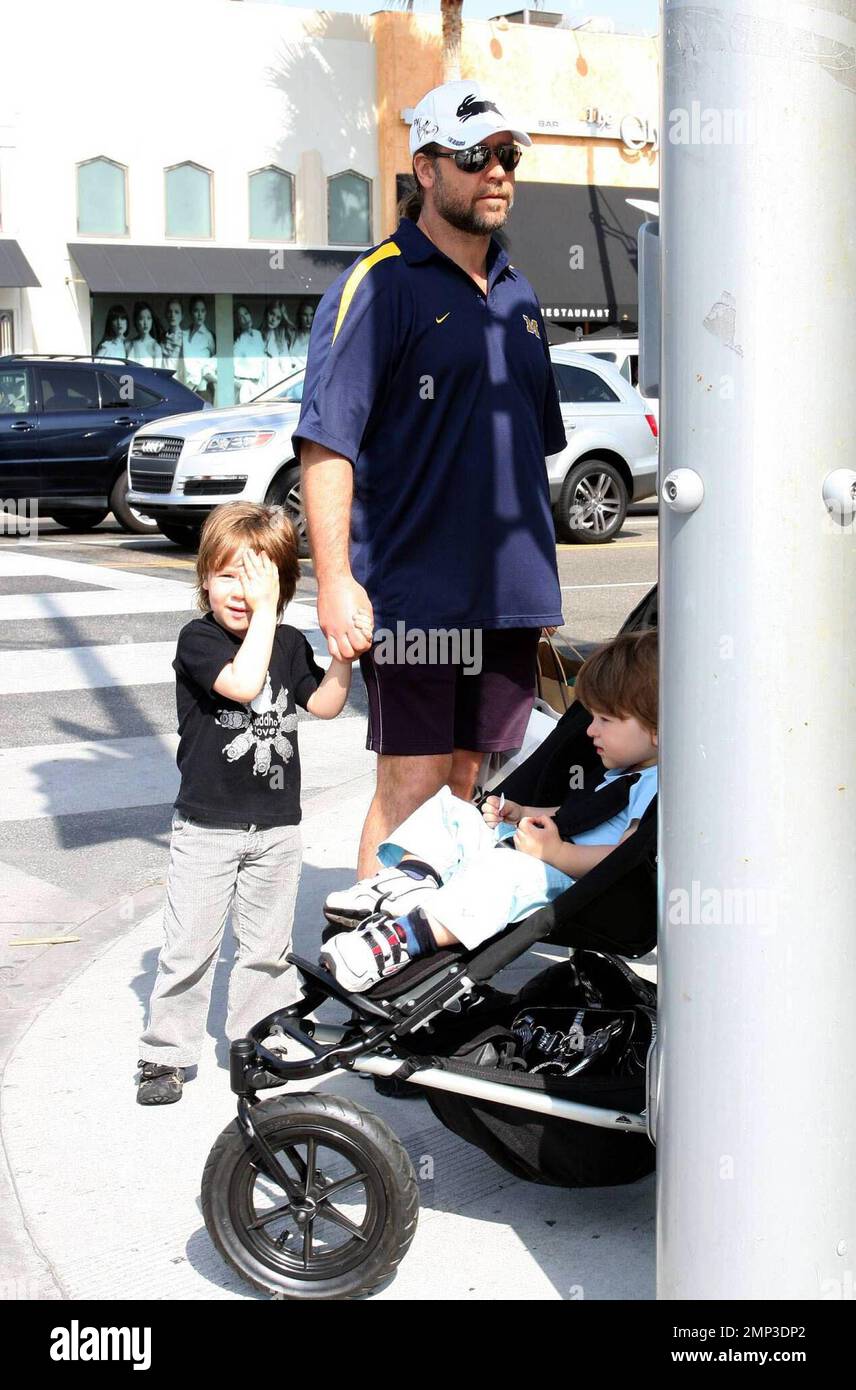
[67,243,358,296]
[0,240,40,288]
[496,182,656,335]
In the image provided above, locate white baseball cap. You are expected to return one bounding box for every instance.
[409,80,532,157]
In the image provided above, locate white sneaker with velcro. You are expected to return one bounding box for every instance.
[323,867,439,927]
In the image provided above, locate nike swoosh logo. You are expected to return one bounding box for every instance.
[435,312,451,324]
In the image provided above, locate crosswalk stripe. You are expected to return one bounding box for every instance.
[0,626,331,695]
[0,716,368,822]
[0,642,179,695]
[0,586,320,626]
[0,590,196,621]
[0,552,191,592]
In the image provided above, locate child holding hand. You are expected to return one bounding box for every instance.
[137,502,368,1104]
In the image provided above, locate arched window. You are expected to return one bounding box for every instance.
[327,170,371,246]
[77,157,128,236]
[249,166,295,241]
[165,162,213,239]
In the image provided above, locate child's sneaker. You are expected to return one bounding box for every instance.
[319,913,414,993]
[323,864,439,927]
[136,1060,185,1106]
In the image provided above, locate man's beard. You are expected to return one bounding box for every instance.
[433,162,513,235]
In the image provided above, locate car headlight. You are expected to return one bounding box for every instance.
[203,430,275,453]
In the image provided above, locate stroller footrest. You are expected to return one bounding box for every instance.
[285,952,400,1021]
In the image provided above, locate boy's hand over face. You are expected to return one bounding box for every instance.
[240,549,279,616]
[514,815,561,861]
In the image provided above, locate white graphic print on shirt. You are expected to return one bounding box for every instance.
[215,673,298,776]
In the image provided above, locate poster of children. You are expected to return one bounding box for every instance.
[91,295,317,405]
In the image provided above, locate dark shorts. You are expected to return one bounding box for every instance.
[359,626,540,757]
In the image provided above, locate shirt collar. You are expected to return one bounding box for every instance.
[597,764,657,790]
[393,217,514,288]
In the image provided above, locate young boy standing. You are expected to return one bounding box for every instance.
[137,502,366,1104]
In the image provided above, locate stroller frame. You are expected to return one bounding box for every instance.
[230,947,655,1141]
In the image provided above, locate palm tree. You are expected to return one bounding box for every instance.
[391,2,543,83]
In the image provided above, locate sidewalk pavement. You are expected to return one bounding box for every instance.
[0,715,655,1302]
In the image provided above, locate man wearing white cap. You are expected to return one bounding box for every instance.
[295,80,566,883]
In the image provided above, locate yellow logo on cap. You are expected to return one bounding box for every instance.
[436,312,451,324]
[523,314,541,338]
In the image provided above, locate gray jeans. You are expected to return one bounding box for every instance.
[139,812,303,1067]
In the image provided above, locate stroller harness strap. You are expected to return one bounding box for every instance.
[554,771,640,841]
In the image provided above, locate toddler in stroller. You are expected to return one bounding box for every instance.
[320,630,658,993]
[201,597,660,1301]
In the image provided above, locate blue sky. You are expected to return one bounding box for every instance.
[266,1,659,35]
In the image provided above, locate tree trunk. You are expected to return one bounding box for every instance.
[441,0,463,82]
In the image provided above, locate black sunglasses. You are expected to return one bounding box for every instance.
[431,143,522,174]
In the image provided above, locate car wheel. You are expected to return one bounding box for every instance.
[556,459,628,544]
[159,521,201,549]
[266,466,309,558]
[47,509,109,531]
[109,473,159,534]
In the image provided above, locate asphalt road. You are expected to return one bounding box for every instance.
[0,510,658,912]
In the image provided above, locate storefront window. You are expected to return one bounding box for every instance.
[91,293,319,408]
[165,163,213,239]
[77,157,128,236]
[249,167,294,241]
[327,170,371,245]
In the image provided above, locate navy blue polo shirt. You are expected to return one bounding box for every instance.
[293,217,565,630]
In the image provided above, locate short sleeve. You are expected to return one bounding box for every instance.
[289,632,326,710]
[292,249,404,465]
[627,769,658,826]
[538,308,566,456]
[173,618,236,695]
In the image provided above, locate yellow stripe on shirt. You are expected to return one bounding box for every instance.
[332,241,401,343]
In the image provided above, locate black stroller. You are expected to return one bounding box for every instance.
[201,591,659,1301]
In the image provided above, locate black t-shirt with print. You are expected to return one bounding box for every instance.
[173,612,325,827]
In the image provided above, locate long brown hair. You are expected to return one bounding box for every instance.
[397,143,440,221]
[195,502,300,618]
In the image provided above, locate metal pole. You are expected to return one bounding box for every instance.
[657,0,856,1299]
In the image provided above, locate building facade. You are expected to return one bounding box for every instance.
[0,1,659,407]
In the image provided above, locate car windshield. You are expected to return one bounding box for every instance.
[252,370,305,404]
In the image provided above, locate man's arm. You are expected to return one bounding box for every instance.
[301,440,373,662]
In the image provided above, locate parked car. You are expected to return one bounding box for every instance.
[0,354,205,532]
[562,335,660,426]
[129,351,656,550]
[126,370,306,551]
[548,348,658,542]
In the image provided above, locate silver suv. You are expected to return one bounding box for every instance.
[548,348,658,542]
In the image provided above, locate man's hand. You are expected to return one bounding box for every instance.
[240,549,279,615]
[514,814,562,862]
[317,578,374,661]
[481,795,523,828]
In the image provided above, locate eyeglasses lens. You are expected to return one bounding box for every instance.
[456,144,521,174]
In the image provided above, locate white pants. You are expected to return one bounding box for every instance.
[376,787,573,951]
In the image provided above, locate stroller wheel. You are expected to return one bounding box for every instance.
[201,1092,419,1300]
